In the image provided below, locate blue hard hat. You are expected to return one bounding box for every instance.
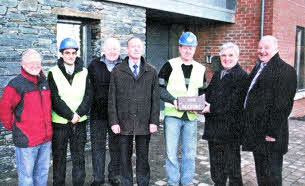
[59,38,79,52]
[179,32,198,46]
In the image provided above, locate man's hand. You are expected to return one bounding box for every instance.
[71,113,80,124]
[173,99,178,109]
[202,101,211,113]
[149,124,158,133]
[265,136,276,142]
[111,124,120,134]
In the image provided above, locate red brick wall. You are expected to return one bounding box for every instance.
[194,0,305,70]
[193,0,305,117]
[272,0,305,66]
[273,0,305,117]
[193,0,263,80]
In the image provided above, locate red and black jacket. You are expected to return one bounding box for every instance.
[0,68,52,147]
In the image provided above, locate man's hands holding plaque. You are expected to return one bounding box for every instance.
[175,95,205,114]
[202,101,210,113]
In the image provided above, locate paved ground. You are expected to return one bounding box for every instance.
[1,118,305,186]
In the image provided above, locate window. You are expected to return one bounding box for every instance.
[295,27,305,91]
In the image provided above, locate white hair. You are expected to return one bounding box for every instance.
[219,42,240,56]
[22,49,41,63]
[260,35,278,50]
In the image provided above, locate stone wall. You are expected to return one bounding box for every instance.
[0,0,146,183]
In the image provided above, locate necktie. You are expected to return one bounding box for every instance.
[133,64,138,77]
[243,63,267,108]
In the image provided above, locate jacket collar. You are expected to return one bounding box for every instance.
[258,52,280,68]
[21,67,42,84]
[100,55,122,64]
[218,62,241,74]
[57,57,84,74]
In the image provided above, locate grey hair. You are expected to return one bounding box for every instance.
[219,42,240,56]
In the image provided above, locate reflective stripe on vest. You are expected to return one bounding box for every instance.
[164,57,206,120]
[49,65,88,124]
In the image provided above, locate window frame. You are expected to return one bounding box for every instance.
[294,26,305,92]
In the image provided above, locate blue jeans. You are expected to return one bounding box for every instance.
[164,116,197,185]
[15,141,51,186]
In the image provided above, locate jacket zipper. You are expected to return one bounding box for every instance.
[38,83,48,141]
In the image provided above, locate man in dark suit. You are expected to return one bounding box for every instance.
[202,42,248,186]
[242,35,297,186]
[108,37,160,186]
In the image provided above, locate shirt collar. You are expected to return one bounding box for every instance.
[101,55,120,65]
[101,55,121,71]
[128,58,141,70]
[64,63,75,75]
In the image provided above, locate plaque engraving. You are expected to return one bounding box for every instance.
[177,95,205,111]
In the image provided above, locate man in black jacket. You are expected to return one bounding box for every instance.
[108,37,160,186]
[242,35,297,186]
[88,37,122,186]
[48,38,92,186]
[202,42,248,186]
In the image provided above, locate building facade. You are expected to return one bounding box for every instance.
[0,0,304,181]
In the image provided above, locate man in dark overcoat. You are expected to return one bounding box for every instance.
[242,35,297,186]
[108,37,160,186]
[202,42,248,186]
[88,37,121,186]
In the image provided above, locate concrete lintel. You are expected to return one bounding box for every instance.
[104,0,235,23]
[52,8,103,20]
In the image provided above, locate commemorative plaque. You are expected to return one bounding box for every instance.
[177,95,205,111]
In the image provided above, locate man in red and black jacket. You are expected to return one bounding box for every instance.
[0,49,52,186]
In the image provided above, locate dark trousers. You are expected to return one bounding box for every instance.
[90,119,120,182]
[208,141,243,186]
[253,152,283,186]
[120,134,151,186]
[52,121,87,186]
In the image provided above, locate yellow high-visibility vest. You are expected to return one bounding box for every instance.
[49,65,88,124]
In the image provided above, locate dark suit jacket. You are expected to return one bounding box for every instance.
[202,63,248,143]
[242,53,297,154]
[108,56,160,135]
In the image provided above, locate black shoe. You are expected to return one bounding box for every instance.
[91,180,105,186]
[109,177,120,186]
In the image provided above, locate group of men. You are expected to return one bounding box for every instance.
[0,31,297,186]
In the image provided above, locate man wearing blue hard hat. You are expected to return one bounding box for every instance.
[159,32,206,185]
[48,38,92,186]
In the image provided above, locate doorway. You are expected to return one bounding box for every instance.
[146,20,186,72]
